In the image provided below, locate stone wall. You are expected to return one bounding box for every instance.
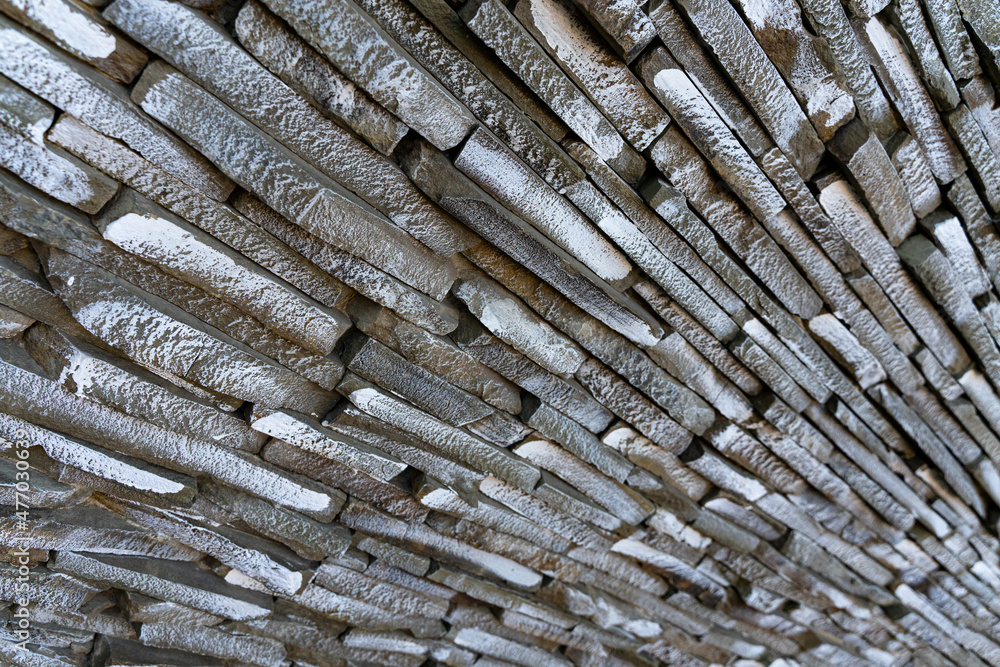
[1,0,1000,664]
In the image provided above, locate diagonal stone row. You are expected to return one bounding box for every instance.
[0,0,999,664]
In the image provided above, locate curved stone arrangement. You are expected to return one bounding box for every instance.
[1,0,1000,664]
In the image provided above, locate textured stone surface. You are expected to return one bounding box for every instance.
[4,0,1000,663]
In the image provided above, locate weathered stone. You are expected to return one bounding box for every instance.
[0,411,196,505]
[455,128,632,289]
[828,119,915,247]
[0,0,146,84]
[809,314,886,389]
[259,0,474,150]
[898,236,1000,384]
[864,17,966,183]
[514,0,669,150]
[918,210,992,299]
[401,139,663,346]
[46,116,350,311]
[325,404,485,502]
[199,480,351,562]
[637,48,787,221]
[251,409,408,482]
[513,437,653,525]
[417,477,573,554]
[0,121,117,214]
[452,258,586,376]
[0,14,232,200]
[452,310,610,431]
[348,296,519,413]
[354,0,585,193]
[338,372,540,491]
[734,0,854,141]
[647,0,771,156]
[51,551,273,621]
[408,0,569,145]
[885,0,961,110]
[888,133,942,219]
[108,0,473,257]
[574,356,696,449]
[466,0,644,185]
[131,61,456,301]
[23,324,265,452]
[819,176,969,374]
[648,130,822,319]
[96,189,350,356]
[234,0,408,156]
[944,104,1000,213]
[138,622,286,667]
[797,0,899,139]
[669,0,825,177]
[44,247,339,416]
[0,73,53,145]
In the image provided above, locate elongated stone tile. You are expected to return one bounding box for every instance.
[107,0,473,257]
[888,133,943,219]
[44,247,339,416]
[347,295,518,413]
[864,17,966,184]
[338,372,540,491]
[734,0,854,141]
[944,104,1000,213]
[919,210,992,299]
[452,257,586,376]
[252,409,408,482]
[51,552,273,621]
[0,73,53,145]
[797,0,899,139]
[818,176,969,374]
[24,324,265,452]
[0,0,146,84]
[647,0,771,157]
[234,0,408,156]
[0,411,196,505]
[452,310,611,432]
[648,127,822,319]
[96,188,350,356]
[0,14,232,200]
[636,48,787,221]
[261,436,428,523]
[259,0,474,150]
[455,128,632,289]
[465,0,644,185]
[326,404,485,503]
[0,122,117,214]
[670,0,825,178]
[408,0,569,144]
[402,139,663,346]
[354,0,585,194]
[885,0,961,110]
[513,437,653,526]
[828,119,915,246]
[131,61,456,301]
[513,0,669,150]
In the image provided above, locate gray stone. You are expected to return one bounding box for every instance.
[465,0,644,185]
[234,0,408,156]
[0,0,147,84]
[131,61,456,301]
[670,0,825,177]
[0,13,232,200]
[107,0,473,257]
[513,0,669,150]
[259,0,474,150]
